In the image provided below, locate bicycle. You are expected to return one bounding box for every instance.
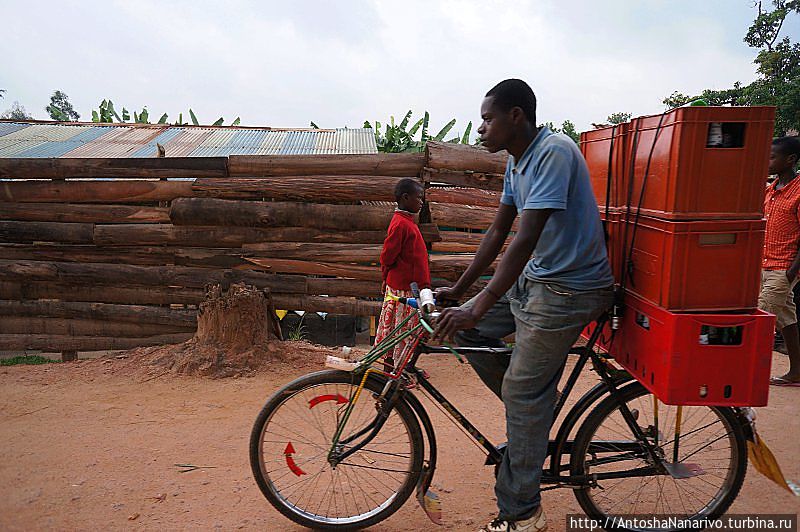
[250,287,755,531]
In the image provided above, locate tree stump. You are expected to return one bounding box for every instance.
[143,283,282,377]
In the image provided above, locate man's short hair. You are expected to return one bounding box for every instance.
[394,178,423,201]
[486,79,537,125]
[773,136,800,159]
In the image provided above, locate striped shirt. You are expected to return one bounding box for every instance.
[763,174,800,270]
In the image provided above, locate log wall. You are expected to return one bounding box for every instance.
[0,142,507,352]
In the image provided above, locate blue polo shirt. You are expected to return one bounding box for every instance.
[500,127,613,290]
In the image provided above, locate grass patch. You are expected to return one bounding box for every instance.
[1,355,58,366]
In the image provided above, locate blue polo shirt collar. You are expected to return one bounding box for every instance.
[511,127,553,175]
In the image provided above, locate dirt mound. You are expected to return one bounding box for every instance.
[123,339,342,379]
[117,283,352,378]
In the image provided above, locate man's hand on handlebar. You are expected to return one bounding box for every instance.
[433,286,463,308]
[432,307,478,342]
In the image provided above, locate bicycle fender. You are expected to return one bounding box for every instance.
[732,406,756,442]
[549,375,634,476]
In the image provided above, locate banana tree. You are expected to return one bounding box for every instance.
[362,110,473,153]
[90,99,240,126]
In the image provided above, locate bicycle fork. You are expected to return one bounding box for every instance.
[326,371,409,466]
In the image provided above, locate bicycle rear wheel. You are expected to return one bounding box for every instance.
[570,382,747,531]
[250,370,424,530]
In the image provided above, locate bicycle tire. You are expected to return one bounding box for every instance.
[250,369,424,530]
[570,382,747,531]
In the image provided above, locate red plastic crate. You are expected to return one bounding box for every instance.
[585,293,775,406]
[619,214,764,311]
[624,106,775,220]
[599,208,624,283]
[580,122,630,208]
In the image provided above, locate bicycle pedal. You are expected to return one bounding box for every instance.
[402,374,419,390]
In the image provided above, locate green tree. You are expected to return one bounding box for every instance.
[1,101,33,120]
[607,112,632,125]
[663,1,799,135]
[560,120,579,143]
[542,120,580,143]
[46,90,80,121]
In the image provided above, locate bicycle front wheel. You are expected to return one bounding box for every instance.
[570,382,747,531]
[250,370,424,530]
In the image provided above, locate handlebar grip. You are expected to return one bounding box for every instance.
[410,282,421,299]
[419,288,435,313]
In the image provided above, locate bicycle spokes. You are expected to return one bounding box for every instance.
[255,378,420,525]
[575,389,743,519]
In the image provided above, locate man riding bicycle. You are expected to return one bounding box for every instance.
[433,79,614,532]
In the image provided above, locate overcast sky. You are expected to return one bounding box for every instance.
[2,0,796,137]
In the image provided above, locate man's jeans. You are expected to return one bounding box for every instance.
[456,276,613,521]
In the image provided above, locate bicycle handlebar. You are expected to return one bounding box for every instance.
[389,284,438,313]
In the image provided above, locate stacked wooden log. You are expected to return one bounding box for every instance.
[424,142,510,291]
[0,146,508,353]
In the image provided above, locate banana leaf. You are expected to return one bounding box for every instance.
[408,117,424,137]
[461,122,472,144]
[108,101,122,122]
[434,119,456,141]
[399,110,413,131]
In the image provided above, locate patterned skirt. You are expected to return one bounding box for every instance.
[374,287,420,370]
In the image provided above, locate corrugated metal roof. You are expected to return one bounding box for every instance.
[16,125,114,158]
[0,124,97,157]
[0,121,377,157]
[159,128,216,157]
[0,122,32,138]
[335,128,375,154]
[130,127,184,158]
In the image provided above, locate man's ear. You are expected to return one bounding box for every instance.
[510,106,525,125]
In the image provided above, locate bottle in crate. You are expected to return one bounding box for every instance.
[584,293,775,406]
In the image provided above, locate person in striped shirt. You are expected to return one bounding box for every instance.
[761,136,800,386]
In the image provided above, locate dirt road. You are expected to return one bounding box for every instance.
[1,347,798,531]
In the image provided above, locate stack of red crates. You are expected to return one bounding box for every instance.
[580,106,777,406]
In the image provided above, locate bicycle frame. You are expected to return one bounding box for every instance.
[327,310,670,488]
